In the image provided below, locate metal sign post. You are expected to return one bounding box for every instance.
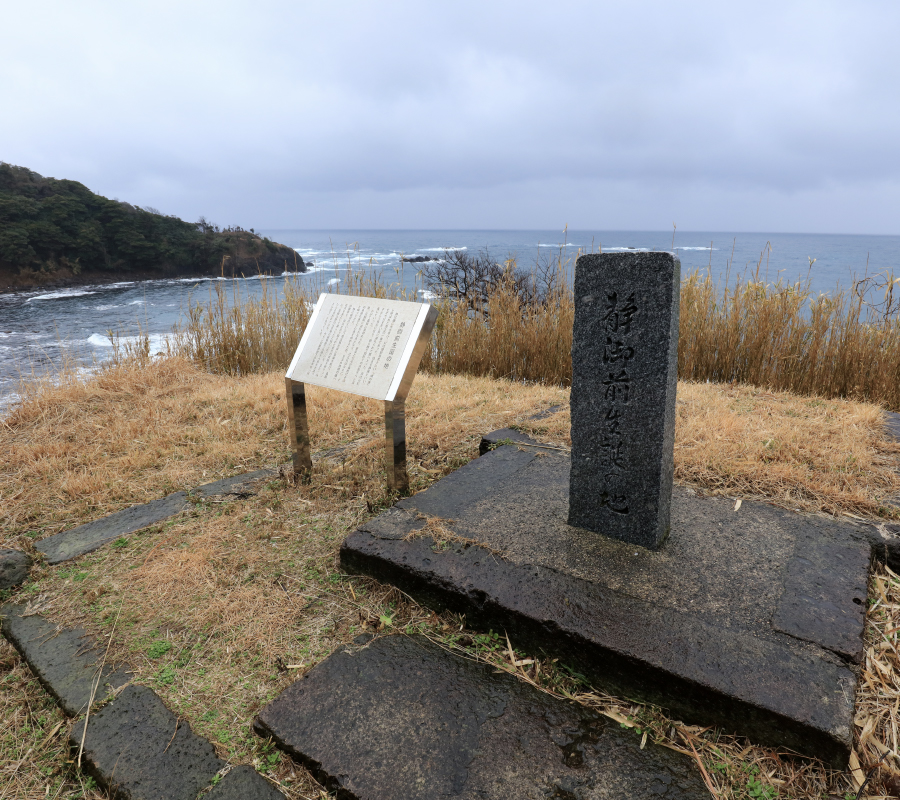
[286,377,312,476]
[285,294,438,490]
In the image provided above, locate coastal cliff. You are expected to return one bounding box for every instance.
[0,162,304,292]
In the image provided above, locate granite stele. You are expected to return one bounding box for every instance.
[569,252,680,548]
[340,251,875,769]
[285,293,437,490]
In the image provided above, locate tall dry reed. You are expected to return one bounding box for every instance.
[421,265,574,385]
[679,269,900,409]
[169,258,900,410]
[172,277,314,375]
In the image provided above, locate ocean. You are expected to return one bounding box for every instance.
[1,229,898,414]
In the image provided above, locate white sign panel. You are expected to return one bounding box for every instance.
[286,294,432,401]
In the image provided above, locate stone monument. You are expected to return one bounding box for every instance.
[339,246,872,766]
[568,251,680,549]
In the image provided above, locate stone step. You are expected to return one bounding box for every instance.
[254,634,710,800]
[341,442,871,767]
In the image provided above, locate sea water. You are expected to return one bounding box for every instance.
[1,229,897,413]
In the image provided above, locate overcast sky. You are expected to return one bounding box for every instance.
[2,1,898,233]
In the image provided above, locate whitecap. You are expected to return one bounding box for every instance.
[97,281,138,290]
[27,289,98,302]
[301,265,350,274]
[87,333,114,347]
[93,304,124,311]
[328,278,341,286]
[421,247,467,252]
[418,289,438,301]
[677,246,718,251]
[0,391,21,418]
[128,300,145,305]
[87,332,171,355]
[603,247,650,252]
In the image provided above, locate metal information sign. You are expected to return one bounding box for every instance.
[285,294,438,490]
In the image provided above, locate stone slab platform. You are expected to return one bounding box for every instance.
[255,634,709,799]
[341,443,873,767]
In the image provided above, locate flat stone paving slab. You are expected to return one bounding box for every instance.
[1,604,284,799]
[255,634,709,800]
[71,684,225,800]
[1,603,131,716]
[193,469,277,499]
[478,426,542,455]
[33,469,277,566]
[207,765,285,800]
[341,443,872,767]
[36,492,189,565]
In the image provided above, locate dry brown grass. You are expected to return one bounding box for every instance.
[848,564,900,799]
[167,260,900,410]
[2,356,288,540]
[519,382,900,520]
[679,269,900,411]
[2,356,900,798]
[0,638,107,799]
[0,357,566,547]
[174,277,314,377]
[421,268,574,385]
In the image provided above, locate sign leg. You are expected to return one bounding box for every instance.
[286,378,313,480]
[384,400,408,491]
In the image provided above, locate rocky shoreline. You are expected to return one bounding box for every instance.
[0,243,306,295]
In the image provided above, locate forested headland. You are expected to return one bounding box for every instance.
[0,163,305,292]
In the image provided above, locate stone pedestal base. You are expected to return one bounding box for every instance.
[341,441,872,767]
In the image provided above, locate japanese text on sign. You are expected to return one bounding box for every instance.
[598,291,639,514]
[287,294,425,401]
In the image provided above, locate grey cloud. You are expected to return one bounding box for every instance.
[1,0,898,231]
